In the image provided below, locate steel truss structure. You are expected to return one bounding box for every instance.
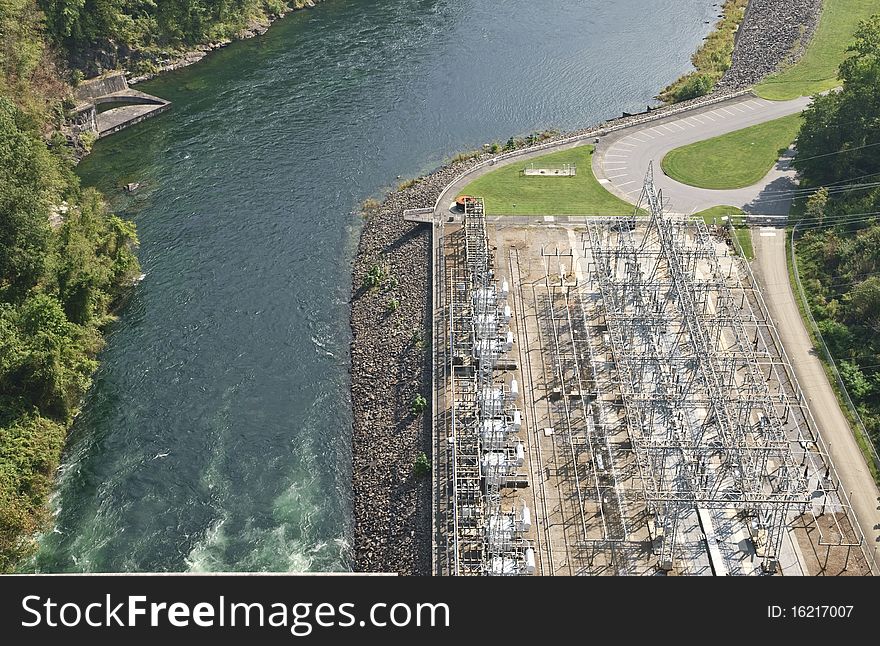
[448,198,535,575]
[584,164,828,572]
[437,165,868,576]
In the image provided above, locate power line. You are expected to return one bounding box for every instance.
[791,139,880,163]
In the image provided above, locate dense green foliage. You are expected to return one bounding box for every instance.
[793,15,880,449]
[659,0,748,103]
[38,0,306,73]
[1,1,141,570]
[661,114,803,189]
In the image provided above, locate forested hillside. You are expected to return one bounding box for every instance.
[40,0,315,74]
[1,0,322,574]
[793,15,880,449]
[1,0,142,570]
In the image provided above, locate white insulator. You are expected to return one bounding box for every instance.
[519,504,532,533]
[525,548,536,575]
[512,409,522,432]
[515,442,525,467]
[509,379,520,401]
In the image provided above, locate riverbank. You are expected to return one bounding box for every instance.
[348,0,827,574]
[717,0,823,92]
[659,0,824,102]
[127,1,326,85]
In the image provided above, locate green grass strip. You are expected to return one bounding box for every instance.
[756,0,879,100]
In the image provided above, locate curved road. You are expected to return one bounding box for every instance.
[431,90,880,573]
[594,93,811,214]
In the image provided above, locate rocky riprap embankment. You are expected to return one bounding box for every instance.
[350,161,471,576]
[717,0,823,91]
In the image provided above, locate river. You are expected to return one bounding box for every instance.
[35,0,717,572]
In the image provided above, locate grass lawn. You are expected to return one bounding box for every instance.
[661,114,803,190]
[755,0,878,100]
[459,145,637,216]
[694,205,753,260]
[694,205,745,225]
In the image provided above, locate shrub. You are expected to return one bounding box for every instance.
[363,263,384,290]
[361,197,381,214]
[411,393,428,415]
[674,73,714,102]
[413,452,431,477]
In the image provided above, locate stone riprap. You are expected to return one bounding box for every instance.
[718,0,823,91]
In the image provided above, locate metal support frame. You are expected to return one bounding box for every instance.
[583,164,817,572]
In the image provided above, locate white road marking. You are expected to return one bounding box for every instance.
[604,154,629,158]
[615,180,637,186]
[625,187,643,195]
[615,141,636,148]
[672,122,687,131]
[660,124,677,132]
[760,231,776,237]
[729,105,747,114]
[702,113,717,121]
[639,130,656,139]
[649,128,665,136]
[607,174,630,179]
[720,108,737,116]
[598,178,610,184]
[690,115,707,125]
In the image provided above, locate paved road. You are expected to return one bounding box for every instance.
[593,93,812,214]
[753,227,880,574]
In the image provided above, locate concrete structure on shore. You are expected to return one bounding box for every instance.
[72,72,170,138]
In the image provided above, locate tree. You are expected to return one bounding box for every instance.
[796,16,880,185]
[850,276,880,333]
[805,186,829,226]
[0,97,54,301]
